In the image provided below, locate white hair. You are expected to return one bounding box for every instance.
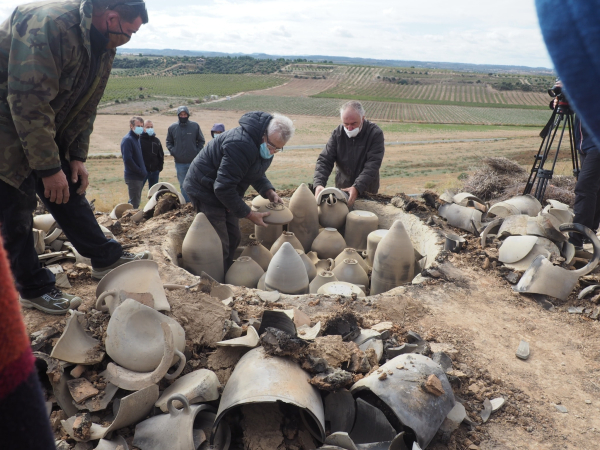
[267,113,295,143]
[340,100,365,118]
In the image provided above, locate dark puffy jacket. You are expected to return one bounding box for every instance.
[313,120,385,195]
[166,120,205,164]
[121,130,147,181]
[183,111,275,218]
[140,133,165,172]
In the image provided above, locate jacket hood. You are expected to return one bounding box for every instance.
[239,111,273,146]
[177,106,191,116]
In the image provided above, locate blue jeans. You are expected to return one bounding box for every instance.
[144,170,160,189]
[175,162,191,203]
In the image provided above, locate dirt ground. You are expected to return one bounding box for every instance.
[24,194,600,450]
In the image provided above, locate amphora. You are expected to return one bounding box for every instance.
[332,259,369,288]
[311,228,346,259]
[240,241,272,271]
[318,194,349,229]
[265,242,309,295]
[182,213,224,282]
[270,231,304,255]
[309,271,338,294]
[371,220,415,295]
[225,256,264,288]
[288,183,320,252]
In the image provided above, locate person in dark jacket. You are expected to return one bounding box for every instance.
[166,106,205,202]
[184,111,295,269]
[211,123,225,138]
[140,119,164,188]
[313,101,385,207]
[121,116,148,208]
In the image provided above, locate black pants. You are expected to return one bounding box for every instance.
[571,150,600,246]
[0,160,122,298]
[190,197,241,271]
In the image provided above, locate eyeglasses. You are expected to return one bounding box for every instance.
[265,135,284,153]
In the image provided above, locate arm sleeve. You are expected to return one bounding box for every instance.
[313,132,338,187]
[166,126,174,154]
[213,143,252,218]
[353,129,385,195]
[7,14,62,172]
[157,139,165,171]
[196,125,205,152]
[69,114,97,162]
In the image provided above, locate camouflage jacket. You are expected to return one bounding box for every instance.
[0,0,115,189]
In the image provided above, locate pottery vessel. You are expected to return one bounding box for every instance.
[147,182,186,203]
[315,258,334,272]
[270,231,304,255]
[33,214,57,233]
[257,273,267,291]
[155,369,221,413]
[96,289,155,315]
[106,299,186,372]
[318,194,349,229]
[265,242,309,294]
[317,282,365,297]
[225,256,264,288]
[253,224,283,249]
[251,195,271,208]
[251,202,293,225]
[309,271,338,294]
[182,213,224,282]
[311,228,347,259]
[110,203,133,220]
[96,260,170,311]
[344,210,378,251]
[240,241,273,271]
[332,258,369,287]
[371,220,415,295]
[296,250,318,281]
[306,251,319,265]
[288,183,320,252]
[316,187,349,205]
[335,248,369,273]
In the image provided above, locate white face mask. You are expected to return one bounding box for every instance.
[344,126,361,138]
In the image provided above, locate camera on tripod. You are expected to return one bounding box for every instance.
[548,81,564,99]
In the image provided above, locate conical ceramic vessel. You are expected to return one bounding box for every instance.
[306,251,319,265]
[257,273,267,291]
[309,271,338,294]
[371,220,415,295]
[106,299,186,372]
[225,256,264,288]
[270,231,304,255]
[254,224,283,249]
[366,229,388,268]
[265,242,309,294]
[344,210,379,251]
[288,183,320,252]
[251,202,293,225]
[311,228,347,259]
[240,241,273,271]
[296,250,318,281]
[182,213,224,282]
[335,248,369,273]
[316,258,334,272]
[318,194,349,229]
[332,258,369,287]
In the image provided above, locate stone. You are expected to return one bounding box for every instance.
[305,335,354,369]
[309,369,354,391]
[422,374,444,396]
[585,400,592,404]
[371,322,394,333]
[67,379,99,404]
[70,365,86,379]
[432,351,453,373]
[590,307,600,320]
[468,384,480,394]
[261,328,308,358]
[568,306,584,314]
[555,404,568,413]
[72,412,92,441]
[504,272,519,284]
[516,340,530,360]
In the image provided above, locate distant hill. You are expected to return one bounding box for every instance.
[118,48,554,75]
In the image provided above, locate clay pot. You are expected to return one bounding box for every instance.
[270,231,304,255]
[318,194,349,229]
[257,273,266,291]
[335,248,369,273]
[332,258,369,287]
[33,214,57,233]
[296,250,318,281]
[344,210,379,251]
[251,202,293,225]
[225,256,264,288]
[110,203,133,220]
[306,251,319,265]
[315,258,334,272]
[309,271,338,294]
[253,224,283,249]
[371,220,415,295]
[311,228,346,259]
[240,241,272,271]
[182,213,224,282]
[251,195,271,208]
[106,299,186,373]
[265,242,309,294]
[288,183,320,252]
[366,229,388,268]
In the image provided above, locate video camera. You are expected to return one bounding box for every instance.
[548,78,568,103]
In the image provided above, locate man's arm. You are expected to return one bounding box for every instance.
[353,128,385,195]
[121,138,146,177]
[196,125,205,152]
[313,131,338,188]
[166,125,175,154]
[251,176,275,199]
[157,139,165,172]
[213,143,253,218]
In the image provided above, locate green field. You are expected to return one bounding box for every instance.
[100,74,286,103]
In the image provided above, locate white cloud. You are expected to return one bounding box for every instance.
[273,25,291,38]
[332,27,354,39]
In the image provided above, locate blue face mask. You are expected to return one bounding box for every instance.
[134,126,144,135]
[146,128,155,136]
[260,142,273,159]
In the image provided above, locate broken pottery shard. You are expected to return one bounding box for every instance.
[216,325,260,348]
[439,401,466,434]
[67,378,99,404]
[387,343,419,358]
[72,413,92,441]
[94,435,129,450]
[568,306,584,314]
[555,404,568,413]
[297,321,321,341]
[423,374,445,396]
[349,398,396,444]
[258,309,297,336]
[50,311,105,365]
[578,284,600,299]
[516,340,530,360]
[490,397,505,412]
[480,398,492,423]
[431,352,453,373]
[324,389,356,434]
[76,383,119,412]
[261,327,308,358]
[258,290,280,303]
[155,369,221,412]
[31,326,59,351]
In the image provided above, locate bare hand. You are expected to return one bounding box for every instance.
[342,186,359,207]
[70,160,89,195]
[265,189,283,204]
[247,210,270,227]
[314,185,325,201]
[43,170,70,204]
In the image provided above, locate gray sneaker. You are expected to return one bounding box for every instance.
[20,288,82,315]
[91,251,153,280]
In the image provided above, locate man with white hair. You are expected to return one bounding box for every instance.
[183,111,295,270]
[313,101,385,206]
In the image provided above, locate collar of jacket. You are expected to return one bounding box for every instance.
[78,0,94,58]
[129,130,140,139]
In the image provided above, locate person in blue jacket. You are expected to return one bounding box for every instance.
[121,116,148,208]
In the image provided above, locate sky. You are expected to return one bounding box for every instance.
[0,0,553,68]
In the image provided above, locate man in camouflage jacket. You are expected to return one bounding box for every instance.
[0,0,150,315]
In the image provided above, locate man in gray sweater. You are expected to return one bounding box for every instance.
[166,106,205,202]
